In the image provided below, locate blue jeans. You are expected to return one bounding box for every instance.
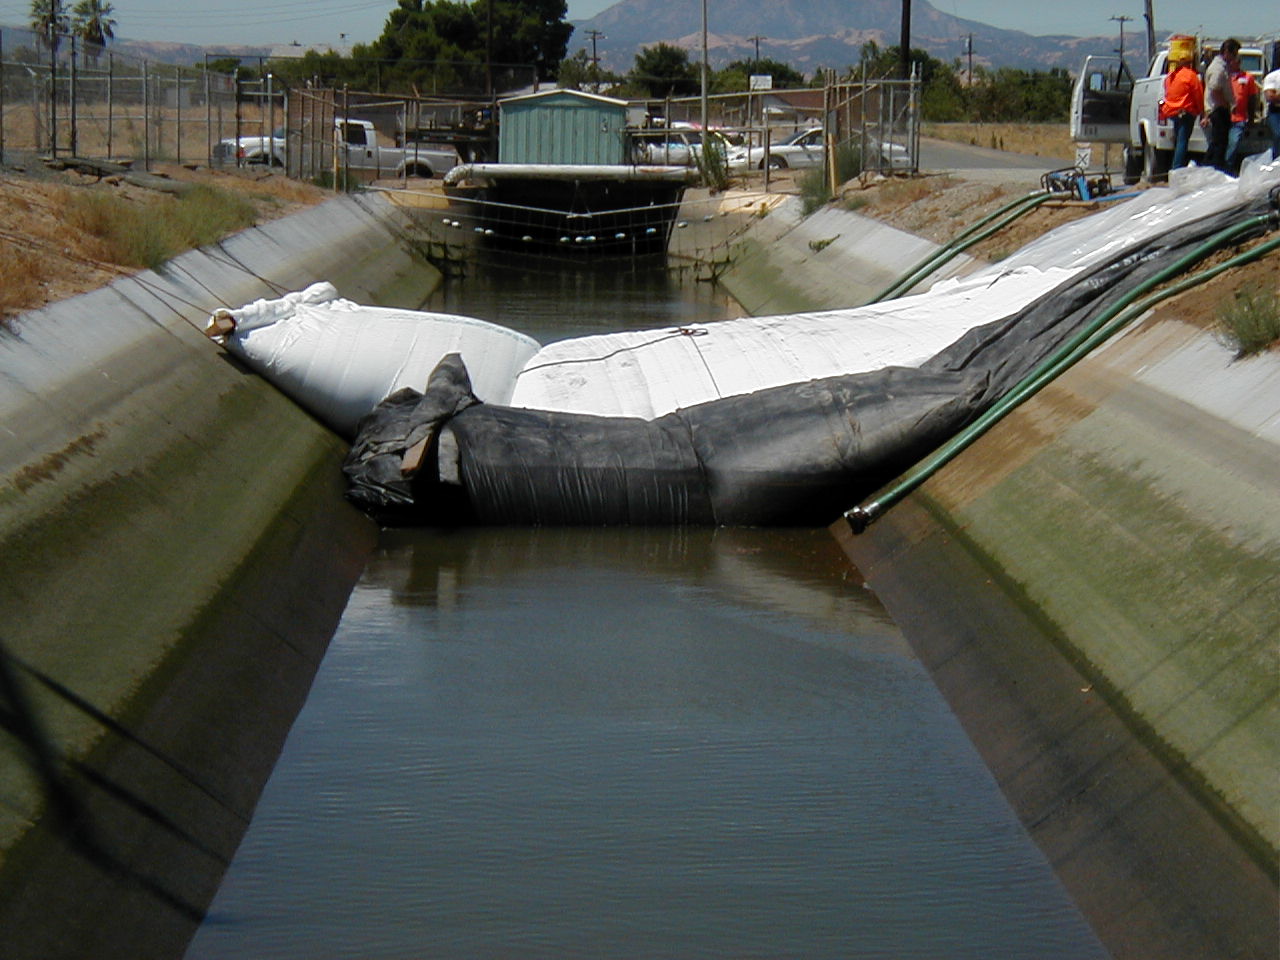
[1270,110,1280,160]
[1226,121,1246,174]
[1204,106,1232,171]
[1171,113,1196,169]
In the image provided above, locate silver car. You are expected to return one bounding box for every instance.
[727,127,825,170]
[632,128,704,166]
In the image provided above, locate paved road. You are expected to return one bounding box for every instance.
[918,136,1060,186]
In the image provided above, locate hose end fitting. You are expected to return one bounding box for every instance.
[844,502,882,535]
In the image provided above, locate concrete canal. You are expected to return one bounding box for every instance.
[184,255,1105,960]
[0,185,1273,959]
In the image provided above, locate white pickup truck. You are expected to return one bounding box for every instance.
[213,118,460,179]
[1126,43,1269,182]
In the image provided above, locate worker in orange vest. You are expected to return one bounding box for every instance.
[1159,48,1205,172]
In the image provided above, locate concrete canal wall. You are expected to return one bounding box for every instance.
[752,200,1280,957]
[0,191,439,958]
[714,193,976,315]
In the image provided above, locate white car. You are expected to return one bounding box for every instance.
[728,127,825,170]
[632,128,704,166]
[727,128,913,173]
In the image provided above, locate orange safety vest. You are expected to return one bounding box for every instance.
[1160,65,1204,121]
[1230,71,1258,123]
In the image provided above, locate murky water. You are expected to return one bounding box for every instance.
[185,259,1106,960]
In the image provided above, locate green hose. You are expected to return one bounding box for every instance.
[869,191,1052,303]
[845,215,1279,533]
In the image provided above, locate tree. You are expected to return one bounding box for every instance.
[72,0,116,64]
[368,0,572,91]
[629,43,698,98]
[29,0,70,54]
[722,57,805,89]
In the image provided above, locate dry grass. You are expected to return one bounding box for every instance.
[922,123,1078,162]
[2,101,276,164]
[0,163,326,322]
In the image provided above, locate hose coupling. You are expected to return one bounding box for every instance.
[844,501,883,535]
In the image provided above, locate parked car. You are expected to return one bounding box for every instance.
[631,127,705,166]
[726,128,913,172]
[727,127,825,170]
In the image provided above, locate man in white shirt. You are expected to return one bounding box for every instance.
[1202,39,1238,171]
[1264,65,1280,160]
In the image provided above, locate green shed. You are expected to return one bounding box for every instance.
[498,89,630,165]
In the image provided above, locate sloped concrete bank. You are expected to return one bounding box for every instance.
[715,194,976,315]
[0,191,441,958]
[744,202,1280,957]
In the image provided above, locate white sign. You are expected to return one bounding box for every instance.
[749,74,773,91]
[1074,145,1092,169]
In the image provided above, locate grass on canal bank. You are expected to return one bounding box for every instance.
[0,162,326,324]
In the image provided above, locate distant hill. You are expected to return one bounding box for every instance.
[573,0,1115,75]
[109,39,274,67]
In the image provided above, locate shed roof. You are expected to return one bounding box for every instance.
[499,88,630,109]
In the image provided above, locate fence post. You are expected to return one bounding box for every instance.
[205,66,212,167]
[69,36,77,156]
[267,72,275,167]
[106,52,114,158]
[0,29,6,162]
[49,32,58,158]
[337,85,348,193]
[142,60,150,170]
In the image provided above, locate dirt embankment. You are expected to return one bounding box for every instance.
[0,159,328,321]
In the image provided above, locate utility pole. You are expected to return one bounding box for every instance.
[749,34,765,68]
[1142,0,1156,67]
[700,0,708,135]
[899,0,912,79]
[966,33,973,86]
[1110,14,1133,59]
[585,29,605,92]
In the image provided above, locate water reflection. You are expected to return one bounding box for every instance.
[186,527,1104,960]
[422,253,745,343]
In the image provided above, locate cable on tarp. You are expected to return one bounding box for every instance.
[869,190,1052,303]
[844,215,1280,534]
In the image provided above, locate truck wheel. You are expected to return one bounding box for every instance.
[1143,140,1170,184]
[1122,145,1143,185]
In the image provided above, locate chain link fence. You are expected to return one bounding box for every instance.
[652,73,921,182]
[0,25,240,168]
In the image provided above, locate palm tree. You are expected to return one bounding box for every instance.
[29,0,70,55]
[72,0,116,65]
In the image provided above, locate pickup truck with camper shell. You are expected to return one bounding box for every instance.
[213,118,461,179]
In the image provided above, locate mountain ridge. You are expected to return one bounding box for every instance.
[573,0,1116,74]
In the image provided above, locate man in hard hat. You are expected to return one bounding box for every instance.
[1160,45,1204,172]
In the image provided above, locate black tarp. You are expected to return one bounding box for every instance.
[344,196,1274,526]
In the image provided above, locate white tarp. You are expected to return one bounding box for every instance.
[509,266,1077,418]
[215,282,540,437]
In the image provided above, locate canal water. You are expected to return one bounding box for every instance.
[184,256,1106,960]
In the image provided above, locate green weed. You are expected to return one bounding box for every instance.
[1216,282,1280,358]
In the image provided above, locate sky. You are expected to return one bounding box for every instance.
[0,0,1273,50]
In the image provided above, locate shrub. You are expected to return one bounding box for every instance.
[696,133,730,193]
[64,184,258,270]
[0,244,45,325]
[1216,282,1280,358]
